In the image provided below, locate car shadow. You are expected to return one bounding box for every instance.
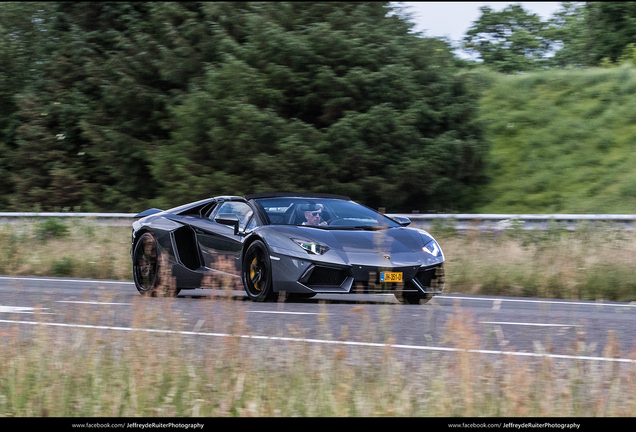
[176,290,401,305]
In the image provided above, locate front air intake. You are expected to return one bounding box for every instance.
[413,264,445,292]
[304,266,348,287]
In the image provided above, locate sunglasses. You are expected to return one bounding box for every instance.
[309,211,322,217]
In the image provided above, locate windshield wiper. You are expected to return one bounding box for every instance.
[352,225,386,231]
[296,225,388,231]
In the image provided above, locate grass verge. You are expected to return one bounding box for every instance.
[475,65,636,214]
[2,218,636,302]
[1,219,635,417]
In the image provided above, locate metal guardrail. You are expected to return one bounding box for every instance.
[389,214,636,231]
[1,212,635,230]
[0,213,137,226]
[0,212,136,217]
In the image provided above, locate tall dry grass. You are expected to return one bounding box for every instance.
[2,218,636,301]
[438,223,636,302]
[0,220,636,301]
[0,218,132,281]
[1,217,635,417]
[0,296,634,417]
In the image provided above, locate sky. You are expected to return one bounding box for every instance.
[397,2,564,58]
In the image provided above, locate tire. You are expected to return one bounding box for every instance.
[242,240,276,302]
[395,292,431,305]
[132,232,180,297]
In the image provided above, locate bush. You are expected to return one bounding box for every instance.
[51,256,74,276]
[35,217,69,239]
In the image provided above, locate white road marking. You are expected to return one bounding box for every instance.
[1,276,634,309]
[0,305,54,314]
[248,310,328,316]
[0,276,133,284]
[193,319,205,332]
[494,325,507,346]
[56,301,132,305]
[440,295,635,308]
[492,299,501,310]
[481,321,582,327]
[0,318,634,364]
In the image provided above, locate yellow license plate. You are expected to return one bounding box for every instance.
[380,272,403,282]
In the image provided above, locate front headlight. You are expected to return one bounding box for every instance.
[292,238,330,255]
[422,239,441,257]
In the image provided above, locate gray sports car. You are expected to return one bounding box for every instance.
[131,193,445,303]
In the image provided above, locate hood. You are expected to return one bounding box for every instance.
[260,225,442,268]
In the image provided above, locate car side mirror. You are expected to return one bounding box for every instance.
[392,216,411,227]
[215,213,241,235]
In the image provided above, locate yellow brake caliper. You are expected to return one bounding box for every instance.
[250,257,260,291]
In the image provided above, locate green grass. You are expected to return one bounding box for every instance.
[474,64,636,214]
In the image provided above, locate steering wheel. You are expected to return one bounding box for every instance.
[325,218,347,226]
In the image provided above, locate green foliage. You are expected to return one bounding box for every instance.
[463,4,552,73]
[585,2,636,65]
[0,3,52,208]
[11,1,636,213]
[51,256,74,276]
[464,2,636,70]
[0,1,487,213]
[542,2,592,68]
[476,66,636,213]
[618,43,636,66]
[35,217,69,239]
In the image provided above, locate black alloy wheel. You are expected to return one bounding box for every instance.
[242,240,275,302]
[133,232,180,297]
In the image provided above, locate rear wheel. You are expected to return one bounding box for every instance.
[242,240,276,302]
[132,232,180,297]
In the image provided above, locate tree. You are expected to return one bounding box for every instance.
[5,2,220,211]
[0,1,488,213]
[0,2,52,208]
[463,4,552,73]
[585,2,636,65]
[152,2,488,212]
[540,2,591,68]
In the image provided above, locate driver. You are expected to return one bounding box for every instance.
[301,203,327,226]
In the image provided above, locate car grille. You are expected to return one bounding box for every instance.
[306,266,348,287]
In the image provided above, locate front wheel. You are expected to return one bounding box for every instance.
[132,232,180,297]
[242,240,276,302]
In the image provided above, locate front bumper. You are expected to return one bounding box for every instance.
[270,254,445,295]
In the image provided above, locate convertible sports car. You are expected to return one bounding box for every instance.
[131,193,445,303]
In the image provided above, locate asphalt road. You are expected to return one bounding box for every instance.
[1,275,635,363]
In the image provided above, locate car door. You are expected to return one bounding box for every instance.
[190,200,255,276]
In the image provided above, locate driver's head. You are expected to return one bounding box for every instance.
[301,203,323,225]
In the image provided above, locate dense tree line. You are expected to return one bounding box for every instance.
[0,1,488,213]
[6,2,635,213]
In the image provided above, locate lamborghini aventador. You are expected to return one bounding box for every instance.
[131,193,445,303]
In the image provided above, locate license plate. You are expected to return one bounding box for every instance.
[380,272,403,282]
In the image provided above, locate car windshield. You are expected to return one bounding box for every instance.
[253,198,401,229]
